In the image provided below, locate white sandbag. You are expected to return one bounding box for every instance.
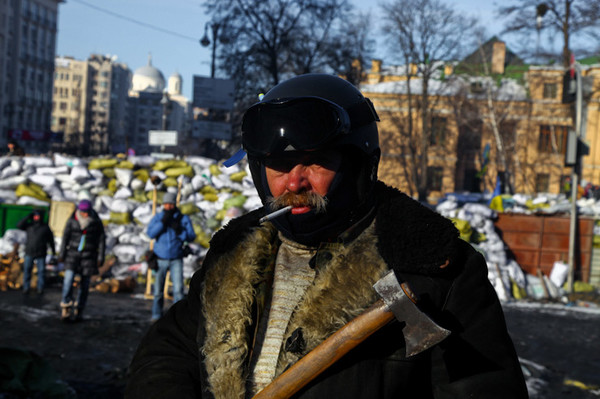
[0,189,18,203]
[106,224,128,238]
[21,165,36,177]
[46,186,66,202]
[23,156,54,167]
[114,187,133,199]
[1,166,20,179]
[119,232,149,246]
[185,156,214,168]
[61,190,79,203]
[132,203,154,225]
[98,195,114,210]
[110,198,136,213]
[111,243,143,264]
[54,153,84,167]
[150,170,167,180]
[0,175,27,189]
[9,159,23,171]
[0,238,16,256]
[114,168,133,187]
[55,173,76,185]
[211,174,230,189]
[506,259,526,287]
[88,169,104,180]
[191,174,208,190]
[130,178,144,191]
[243,195,263,211]
[70,165,91,182]
[16,196,50,206]
[549,261,569,289]
[29,174,56,187]
[2,229,27,245]
[462,203,495,218]
[127,155,155,168]
[37,165,70,175]
[0,158,10,170]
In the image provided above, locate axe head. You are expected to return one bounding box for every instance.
[373,270,450,357]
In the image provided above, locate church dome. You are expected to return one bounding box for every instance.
[132,55,165,93]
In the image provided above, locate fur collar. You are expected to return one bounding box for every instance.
[201,222,388,398]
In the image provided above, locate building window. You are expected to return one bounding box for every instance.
[543,83,557,99]
[430,117,447,146]
[538,125,568,154]
[535,173,550,193]
[427,166,444,191]
[59,102,67,110]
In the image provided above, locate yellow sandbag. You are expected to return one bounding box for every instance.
[229,171,247,182]
[209,164,222,176]
[450,218,472,242]
[130,189,148,203]
[223,195,247,210]
[153,159,188,171]
[89,158,118,170]
[525,199,550,211]
[511,278,527,299]
[15,183,50,201]
[179,202,200,215]
[165,165,194,177]
[107,179,118,193]
[109,212,131,225]
[102,168,116,178]
[97,189,115,197]
[162,177,178,187]
[133,169,149,182]
[193,225,211,248]
[203,193,219,202]
[200,186,218,195]
[215,209,227,221]
[489,195,504,212]
[115,160,134,169]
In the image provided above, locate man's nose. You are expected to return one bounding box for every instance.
[285,164,310,193]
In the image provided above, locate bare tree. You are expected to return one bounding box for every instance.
[379,0,477,201]
[202,0,368,101]
[497,0,600,66]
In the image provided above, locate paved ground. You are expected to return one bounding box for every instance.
[0,284,599,398]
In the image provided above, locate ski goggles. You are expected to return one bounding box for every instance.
[241,96,378,158]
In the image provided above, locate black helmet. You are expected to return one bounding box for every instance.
[241,74,382,246]
[242,73,379,158]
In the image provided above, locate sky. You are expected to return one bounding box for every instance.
[56,0,504,100]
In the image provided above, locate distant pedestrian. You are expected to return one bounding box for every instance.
[146,192,195,321]
[58,199,105,321]
[17,210,56,295]
[7,140,25,156]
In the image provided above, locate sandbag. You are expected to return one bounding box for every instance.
[115,160,134,169]
[115,168,133,187]
[102,168,116,178]
[23,156,53,167]
[164,165,194,178]
[113,187,133,199]
[88,158,118,170]
[130,178,145,191]
[70,165,91,182]
[179,202,200,215]
[229,171,247,182]
[109,211,132,225]
[54,153,83,167]
[15,183,49,201]
[223,195,247,210]
[153,159,188,171]
[133,169,149,183]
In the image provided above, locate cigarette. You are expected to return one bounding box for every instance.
[259,205,293,223]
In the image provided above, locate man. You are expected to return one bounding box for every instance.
[146,192,196,321]
[126,74,528,398]
[6,139,25,156]
[17,210,56,295]
[59,199,105,321]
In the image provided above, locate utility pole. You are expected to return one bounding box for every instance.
[566,56,584,294]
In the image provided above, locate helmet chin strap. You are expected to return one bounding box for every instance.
[260,156,369,247]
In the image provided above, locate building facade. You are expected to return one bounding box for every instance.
[359,43,600,203]
[0,0,63,154]
[50,54,131,155]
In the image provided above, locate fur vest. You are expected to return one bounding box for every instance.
[198,183,459,398]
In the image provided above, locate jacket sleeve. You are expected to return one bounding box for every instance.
[146,213,164,239]
[59,220,72,259]
[46,226,56,255]
[429,240,528,398]
[125,268,204,398]
[180,215,196,243]
[16,213,32,230]
[96,221,106,266]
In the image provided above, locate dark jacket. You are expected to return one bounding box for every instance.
[147,208,196,260]
[59,210,106,276]
[17,213,55,258]
[126,182,527,398]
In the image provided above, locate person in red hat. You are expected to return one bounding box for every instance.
[58,199,105,321]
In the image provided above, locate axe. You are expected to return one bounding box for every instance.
[252,270,450,399]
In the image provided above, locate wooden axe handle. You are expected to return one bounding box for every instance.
[252,299,393,399]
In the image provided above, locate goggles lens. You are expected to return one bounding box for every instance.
[242,97,351,157]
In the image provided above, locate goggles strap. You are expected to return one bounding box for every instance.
[346,98,380,128]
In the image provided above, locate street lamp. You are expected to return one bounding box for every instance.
[160,91,170,131]
[200,21,222,78]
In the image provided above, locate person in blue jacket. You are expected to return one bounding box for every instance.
[146,192,196,321]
